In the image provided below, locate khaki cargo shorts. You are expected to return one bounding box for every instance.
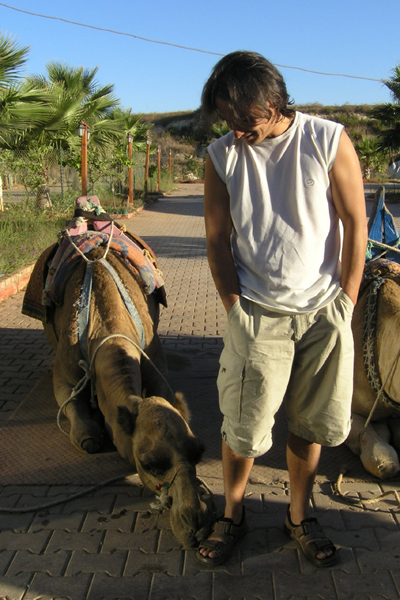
[218,292,354,458]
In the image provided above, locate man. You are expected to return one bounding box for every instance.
[196,51,367,568]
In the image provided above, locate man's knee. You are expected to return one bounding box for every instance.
[221,420,272,458]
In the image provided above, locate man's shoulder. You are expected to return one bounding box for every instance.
[296,111,342,134]
[208,131,235,152]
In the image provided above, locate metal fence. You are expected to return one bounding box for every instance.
[1,147,148,206]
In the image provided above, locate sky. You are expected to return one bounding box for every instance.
[1,0,399,114]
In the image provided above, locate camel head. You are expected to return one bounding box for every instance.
[117,393,215,547]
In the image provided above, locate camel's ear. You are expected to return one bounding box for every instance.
[174,391,191,422]
[117,396,141,436]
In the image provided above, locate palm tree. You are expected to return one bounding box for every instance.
[0,33,51,143]
[370,65,400,156]
[355,137,387,180]
[0,32,28,86]
[25,62,120,146]
[107,107,150,150]
[22,62,121,206]
[84,107,150,198]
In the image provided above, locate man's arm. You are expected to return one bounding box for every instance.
[329,131,368,305]
[204,154,241,313]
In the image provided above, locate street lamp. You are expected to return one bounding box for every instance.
[127,132,133,206]
[144,135,151,197]
[77,121,90,196]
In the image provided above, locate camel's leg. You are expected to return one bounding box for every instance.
[388,416,400,454]
[372,418,392,445]
[346,413,399,479]
[53,369,104,454]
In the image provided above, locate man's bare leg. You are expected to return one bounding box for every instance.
[222,440,254,522]
[198,439,253,559]
[286,432,332,559]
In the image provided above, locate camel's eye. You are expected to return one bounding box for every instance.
[139,454,172,476]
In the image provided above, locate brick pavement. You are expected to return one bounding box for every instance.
[1,184,400,599]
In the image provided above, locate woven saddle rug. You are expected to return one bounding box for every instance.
[22,196,166,323]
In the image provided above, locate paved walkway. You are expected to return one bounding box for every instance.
[1,184,400,600]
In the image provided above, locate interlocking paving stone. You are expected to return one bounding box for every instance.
[335,528,381,551]
[374,527,400,551]
[0,573,32,600]
[273,571,337,600]
[0,494,21,509]
[60,494,115,513]
[65,550,127,577]
[6,549,70,576]
[356,548,400,572]
[340,507,398,530]
[243,549,299,574]
[30,511,86,533]
[45,530,103,553]
[124,549,183,577]
[333,570,400,599]
[101,530,158,553]
[87,572,151,600]
[0,530,50,553]
[133,511,159,534]
[0,550,14,576]
[151,572,213,600]
[23,572,92,600]
[213,570,274,600]
[81,510,135,534]
[0,513,35,533]
[157,528,183,553]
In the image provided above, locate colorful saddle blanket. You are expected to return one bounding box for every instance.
[22,196,166,323]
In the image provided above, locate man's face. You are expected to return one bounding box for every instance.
[215,98,279,145]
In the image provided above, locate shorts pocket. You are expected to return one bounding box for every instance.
[338,288,354,316]
[217,348,245,422]
[227,297,242,322]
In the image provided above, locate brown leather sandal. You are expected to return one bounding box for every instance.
[284,507,339,568]
[195,508,247,566]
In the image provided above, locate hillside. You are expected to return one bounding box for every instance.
[142,104,381,144]
[141,104,384,181]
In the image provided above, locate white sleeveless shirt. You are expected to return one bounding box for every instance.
[207,112,344,313]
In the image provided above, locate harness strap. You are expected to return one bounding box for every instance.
[77,261,95,364]
[363,277,400,412]
[76,254,146,365]
[99,258,146,350]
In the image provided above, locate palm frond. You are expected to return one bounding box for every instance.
[0,32,29,86]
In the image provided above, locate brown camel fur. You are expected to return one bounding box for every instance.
[347,277,400,478]
[43,246,214,546]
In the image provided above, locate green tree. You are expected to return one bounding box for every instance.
[0,32,50,143]
[370,65,400,156]
[22,62,120,207]
[354,137,387,180]
[0,32,28,85]
[211,122,230,139]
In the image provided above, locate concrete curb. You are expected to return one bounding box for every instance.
[0,263,35,304]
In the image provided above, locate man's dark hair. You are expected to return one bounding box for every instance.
[201,50,295,127]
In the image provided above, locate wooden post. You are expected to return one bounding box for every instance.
[168,149,172,184]
[77,121,90,197]
[157,146,161,192]
[128,133,133,205]
[81,126,88,196]
[144,135,151,197]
